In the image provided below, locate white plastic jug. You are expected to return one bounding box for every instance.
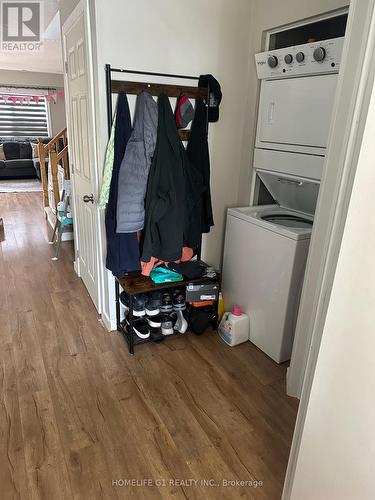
[218,305,249,347]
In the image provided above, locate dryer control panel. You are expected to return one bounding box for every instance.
[255,36,344,79]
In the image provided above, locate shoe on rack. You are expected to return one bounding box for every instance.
[145,291,162,316]
[174,310,188,334]
[160,291,173,313]
[130,293,148,317]
[125,317,150,339]
[146,313,163,328]
[161,313,177,336]
[173,289,186,311]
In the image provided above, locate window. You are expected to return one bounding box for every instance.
[0,94,49,137]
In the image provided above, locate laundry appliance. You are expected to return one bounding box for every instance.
[222,37,343,363]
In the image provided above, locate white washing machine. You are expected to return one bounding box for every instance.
[222,169,319,363]
[222,37,343,363]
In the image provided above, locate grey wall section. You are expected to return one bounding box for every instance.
[0,70,66,135]
[59,0,80,25]
[0,70,64,87]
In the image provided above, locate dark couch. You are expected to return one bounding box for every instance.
[0,137,50,180]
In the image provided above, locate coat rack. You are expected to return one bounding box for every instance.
[104,63,213,354]
[104,63,210,140]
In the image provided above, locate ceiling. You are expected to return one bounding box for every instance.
[0,2,63,74]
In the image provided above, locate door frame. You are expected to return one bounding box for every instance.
[61,0,104,313]
[283,0,375,496]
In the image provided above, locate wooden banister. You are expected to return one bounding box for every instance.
[45,127,68,152]
[37,138,49,208]
[37,127,70,213]
[49,145,60,208]
[56,145,70,180]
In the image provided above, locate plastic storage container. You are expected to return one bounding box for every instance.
[218,305,249,346]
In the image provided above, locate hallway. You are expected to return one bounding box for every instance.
[0,192,298,500]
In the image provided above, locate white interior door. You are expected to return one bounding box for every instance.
[63,8,99,309]
[257,74,337,149]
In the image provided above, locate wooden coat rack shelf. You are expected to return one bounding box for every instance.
[105,64,210,143]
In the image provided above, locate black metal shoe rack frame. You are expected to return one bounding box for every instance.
[104,64,212,354]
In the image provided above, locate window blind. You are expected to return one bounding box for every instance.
[0,95,49,137]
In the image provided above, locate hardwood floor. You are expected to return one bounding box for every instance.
[0,192,298,500]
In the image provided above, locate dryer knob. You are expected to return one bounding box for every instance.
[284,54,293,64]
[313,47,326,62]
[296,52,305,63]
[267,55,278,68]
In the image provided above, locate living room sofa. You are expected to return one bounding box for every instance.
[0,137,51,180]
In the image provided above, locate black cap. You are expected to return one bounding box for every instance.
[198,74,222,123]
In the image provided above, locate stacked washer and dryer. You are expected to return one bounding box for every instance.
[222,37,344,363]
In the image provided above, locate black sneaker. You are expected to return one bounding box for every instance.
[160,292,173,313]
[173,289,186,311]
[120,291,147,317]
[146,314,163,328]
[131,294,148,317]
[125,317,150,339]
[145,291,162,316]
[161,313,177,336]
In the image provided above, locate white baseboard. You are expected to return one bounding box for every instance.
[101,310,117,332]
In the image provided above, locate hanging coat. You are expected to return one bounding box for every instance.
[116,91,158,233]
[141,94,186,263]
[186,97,214,234]
[105,92,141,276]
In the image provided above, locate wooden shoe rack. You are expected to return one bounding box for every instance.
[115,267,219,354]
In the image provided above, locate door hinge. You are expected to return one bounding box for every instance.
[64,61,68,74]
[76,249,79,258]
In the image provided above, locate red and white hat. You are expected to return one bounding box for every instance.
[175,94,194,129]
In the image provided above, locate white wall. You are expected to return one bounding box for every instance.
[93,0,254,269]
[0,69,66,135]
[288,55,375,499]
[48,96,67,135]
[91,0,254,327]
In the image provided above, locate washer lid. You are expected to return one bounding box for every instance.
[257,170,320,216]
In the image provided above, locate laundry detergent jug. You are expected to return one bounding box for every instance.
[218,305,249,347]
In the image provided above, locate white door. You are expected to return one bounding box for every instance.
[63,9,99,309]
[256,74,338,153]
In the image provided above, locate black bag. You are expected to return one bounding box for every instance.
[187,304,217,335]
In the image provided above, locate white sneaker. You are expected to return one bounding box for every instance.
[174,310,188,334]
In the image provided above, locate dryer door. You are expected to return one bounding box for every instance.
[256,74,337,155]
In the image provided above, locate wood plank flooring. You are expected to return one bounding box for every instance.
[0,192,298,500]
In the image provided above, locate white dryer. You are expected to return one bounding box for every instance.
[222,156,320,363]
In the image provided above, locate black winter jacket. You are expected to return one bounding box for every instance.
[141,94,186,262]
[186,98,214,234]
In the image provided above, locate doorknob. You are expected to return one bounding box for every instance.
[83,194,94,203]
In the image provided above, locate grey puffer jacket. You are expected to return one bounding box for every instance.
[116,91,158,233]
